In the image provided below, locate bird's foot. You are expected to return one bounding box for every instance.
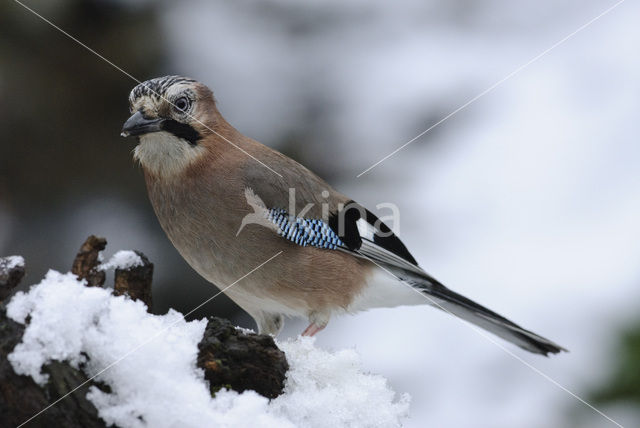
[301,323,325,337]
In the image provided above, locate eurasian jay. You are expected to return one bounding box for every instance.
[121,75,565,355]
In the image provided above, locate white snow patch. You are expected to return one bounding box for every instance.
[6,270,409,428]
[1,255,25,270]
[98,250,143,271]
[235,326,257,335]
[272,337,411,427]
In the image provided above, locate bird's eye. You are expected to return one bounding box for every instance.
[174,97,190,112]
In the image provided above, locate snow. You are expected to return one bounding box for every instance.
[272,337,410,427]
[6,270,409,428]
[98,250,144,271]
[1,255,25,270]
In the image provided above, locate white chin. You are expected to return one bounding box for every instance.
[133,131,204,177]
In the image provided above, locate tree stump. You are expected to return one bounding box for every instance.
[0,236,289,427]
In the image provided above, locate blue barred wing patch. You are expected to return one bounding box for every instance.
[267,208,345,250]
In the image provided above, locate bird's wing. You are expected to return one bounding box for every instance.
[239,146,423,274]
[329,201,425,275]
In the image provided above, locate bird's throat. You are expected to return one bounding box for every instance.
[134,131,207,178]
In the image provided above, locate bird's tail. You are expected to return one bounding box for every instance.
[403,272,567,356]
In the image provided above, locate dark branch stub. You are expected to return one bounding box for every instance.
[113,251,153,311]
[71,235,107,287]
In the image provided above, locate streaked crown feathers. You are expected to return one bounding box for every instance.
[129,75,198,106]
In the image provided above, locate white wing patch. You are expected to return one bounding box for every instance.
[355,217,375,241]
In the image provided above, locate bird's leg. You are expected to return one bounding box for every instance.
[256,313,284,336]
[301,312,329,337]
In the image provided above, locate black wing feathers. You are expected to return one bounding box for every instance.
[329,200,417,265]
[328,201,362,251]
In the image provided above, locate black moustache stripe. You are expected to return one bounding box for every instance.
[161,120,201,146]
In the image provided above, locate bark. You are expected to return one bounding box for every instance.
[0,236,289,427]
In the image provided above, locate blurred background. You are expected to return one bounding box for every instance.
[1,0,639,426]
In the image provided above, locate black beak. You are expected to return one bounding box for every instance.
[120,111,164,137]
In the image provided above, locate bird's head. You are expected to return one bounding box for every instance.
[122,75,220,176]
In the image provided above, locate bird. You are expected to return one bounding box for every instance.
[121,75,566,355]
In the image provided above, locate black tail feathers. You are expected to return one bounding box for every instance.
[405,274,566,356]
